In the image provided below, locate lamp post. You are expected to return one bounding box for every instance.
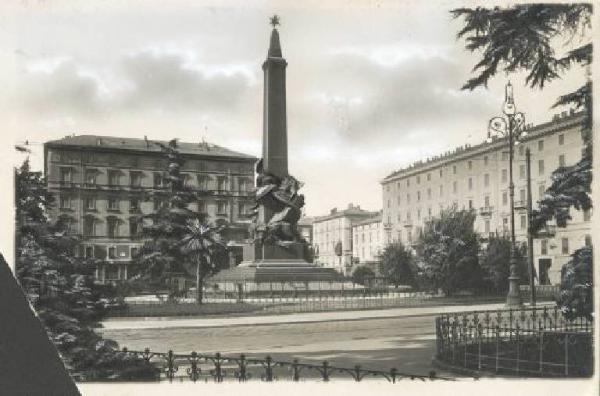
[486,81,528,307]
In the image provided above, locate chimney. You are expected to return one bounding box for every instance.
[144,135,149,148]
[96,138,102,146]
[330,207,337,215]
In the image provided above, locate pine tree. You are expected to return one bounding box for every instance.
[133,139,226,303]
[15,159,157,381]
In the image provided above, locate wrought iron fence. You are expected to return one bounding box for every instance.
[434,306,594,377]
[119,348,455,382]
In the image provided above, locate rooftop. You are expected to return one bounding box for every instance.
[313,204,378,223]
[45,135,257,160]
[382,110,584,183]
[353,213,383,227]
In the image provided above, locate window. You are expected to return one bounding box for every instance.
[406,212,411,221]
[558,134,564,145]
[129,218,139,237]
[520,215,526,230]
[585,235,592,247]
[416,175,420,184]
[468,200,473,209]
[84,197,96,210]
[153,198,165,210]
[428,207,432,217]
[502,152,509,161]
[397,196,401,205]
[583,208,592,222]
[83,217,95,236]
[427,173,431,181]
[108,247,117,260]
[417,191,421,202]
[59,195,71,209]
[561,238,569,254]
[396,213,401,222]
[503,218,508,231]
[130,171,142,187]
[484,156,489,166]
[439,185,443,196]
[130,198,139,212]
[484,220,490,233]
[439,169,443,177]
[427,188,431,199]
[541,240,548,255]
[518,145,524,156]
[538,140,544,151]
[131,247,139,259]
[407,179,410,187]
[198,175,210,190]
[84,246,94,258]
[406,194,410,203]
[501,169,507,183]
[417,209,421,219]
[538,160,545,175]
[239,178,249,191]
[453,165,457,174]
[519,164,526,179]
[453,181,457,193]
[520,189,526,203]
[153,172,164,188]
[484,196,490,207]
[217,176,228,191]
[468,161,472,170]
[559,154,565,167]
[59,167,73,183]
[387,200,390,208]
[108,170,120,186]
[108,197,119,211]
[484,174,490,187]
[107,217,119,238]
[85,169,97,185]
[217,201,228,215]
[468,177,473,190]
[502,192,508,206]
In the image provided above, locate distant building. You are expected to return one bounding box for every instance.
[298,216,315,245]
[312,204,378,275]
[44,135,257,283]
[351,213,383,273]
[381,111,591,285]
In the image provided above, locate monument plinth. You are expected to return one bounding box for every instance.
[209,17,341,284]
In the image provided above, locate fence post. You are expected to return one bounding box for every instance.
[264,355,273,382]
[477,324,482,371]
[564,333,569,376]
[292,359,300,381]
[321,361,330,382]
[495,325,500,373]
[515,325,520,375]
[539,331,544,374]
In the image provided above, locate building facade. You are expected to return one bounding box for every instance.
[44,135,257,282]
[312,204,378,275]
[381,111,591,285]
[351,214,383,274]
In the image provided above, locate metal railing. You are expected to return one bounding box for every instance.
[119,348,454,382]
[434,306,593,377]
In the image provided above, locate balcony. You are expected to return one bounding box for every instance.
[403,220,413,228]
[383,222,393,230]
[513,200,527,211]
[479,206,494,216]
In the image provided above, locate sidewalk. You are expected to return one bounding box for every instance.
[101,301,553,331]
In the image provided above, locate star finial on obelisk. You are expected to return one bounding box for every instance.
[269,14,280,29]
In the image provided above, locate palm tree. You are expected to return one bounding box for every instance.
[178,219,226,304]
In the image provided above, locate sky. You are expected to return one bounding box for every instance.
[0,0,590,219]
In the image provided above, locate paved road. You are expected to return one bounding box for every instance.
[101,314,450,376]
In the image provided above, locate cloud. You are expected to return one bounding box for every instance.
[117,49,257,113]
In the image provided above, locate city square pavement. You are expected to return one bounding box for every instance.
[100,302,550,376]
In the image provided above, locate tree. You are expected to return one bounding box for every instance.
[557,246,593,320]
[379,242,416,288]
[15,158,157,380]
[452,3,593,312]
[178,219,226,304]
[451,4,593,232]
[133,139,226,303]
[416,208,481,296]
[351,265,375,287]
[479,235,528,294]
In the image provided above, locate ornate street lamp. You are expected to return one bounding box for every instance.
[486,81,528,307]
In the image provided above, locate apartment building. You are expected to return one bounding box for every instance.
[381,111,591,285]
[351,213,383,273]
[312,204,378,275]
[44,135,257,282]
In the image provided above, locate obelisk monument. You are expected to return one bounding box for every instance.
[208,16,341,283]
